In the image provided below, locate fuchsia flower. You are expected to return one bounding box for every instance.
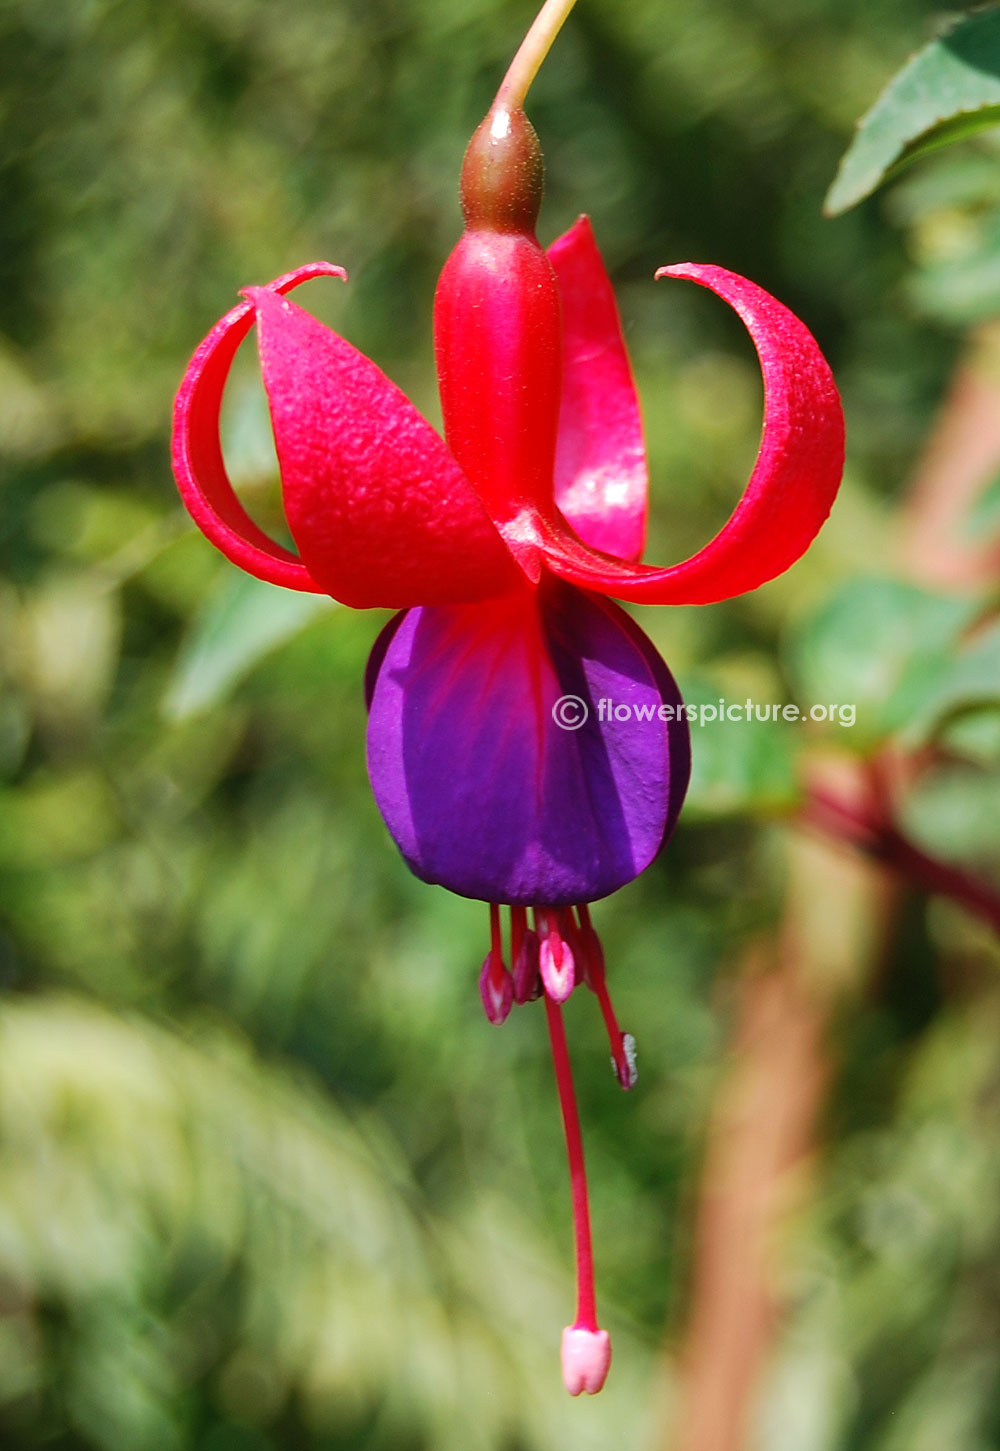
[171,0,843,1397]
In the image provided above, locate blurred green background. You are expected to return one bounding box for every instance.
[2,1,1000,1447]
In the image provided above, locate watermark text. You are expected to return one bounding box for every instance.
[551,695,857,730]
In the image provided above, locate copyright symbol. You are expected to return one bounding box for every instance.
[552,694,589,730]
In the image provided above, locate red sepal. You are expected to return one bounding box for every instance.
[539,264,845,604]
[171,262,341,593]
[251,287,519,608]
[549,217,647,563]
[434,228,562,581]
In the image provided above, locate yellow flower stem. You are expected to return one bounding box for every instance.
[494,0,579,112]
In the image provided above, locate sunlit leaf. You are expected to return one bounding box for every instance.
[826,6,1000,215]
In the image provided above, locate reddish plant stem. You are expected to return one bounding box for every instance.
[670,951,831,1451]
[668,831,898,1451]
[805,784,1000,935]
[669,308,1000,1451]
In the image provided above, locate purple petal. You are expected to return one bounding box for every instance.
[364,610,407,709]
[366,578,689,906]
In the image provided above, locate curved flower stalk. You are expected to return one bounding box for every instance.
[171,0,844,1398]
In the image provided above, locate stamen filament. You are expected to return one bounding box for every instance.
[494,0,579,113]
[543,990,598,1331]
[577,904,633,1088]
[511,906,540,1003]
[511,905,526,964]
[489,901,504,985]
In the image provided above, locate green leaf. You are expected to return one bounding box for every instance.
[902,762,1000,864]
[164,571,335,719]
[786,579,980,748]
[679,673,799,818]
[901,619,1000,741]
[826,6,1000,216]
[939,706,1000,765]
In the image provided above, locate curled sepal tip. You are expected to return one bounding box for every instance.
[541,263,845,605]
[561,1325,611,1396]
[171,262,345,595]
[174,265,519,610]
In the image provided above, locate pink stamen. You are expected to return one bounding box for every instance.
[511,906,541,1003]
[545,995,596,1330]
[479,903,513,1024]
[538,908,575,1003]
[577,904,636,1089]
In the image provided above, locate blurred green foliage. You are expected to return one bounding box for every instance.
[1,1,999,1448]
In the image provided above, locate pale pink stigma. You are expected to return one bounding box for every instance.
[561,1325,612,1396]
